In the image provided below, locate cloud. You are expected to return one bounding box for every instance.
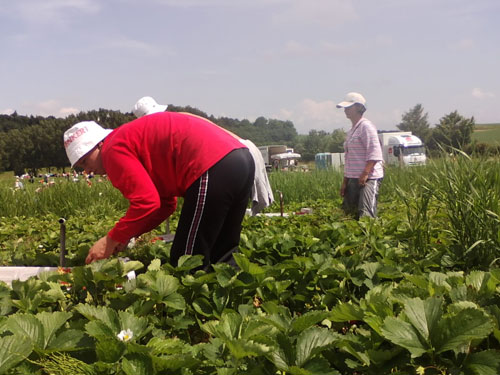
[276,98,346,134]
[59,107,80,116]
[471,88,495,99]
[13,0,100,24]
[32,100,80,117]
[1,109,16,115]
[98,36,167,56]
[272,0,358,28]
[152,0,285,8]
[449,38,475,51]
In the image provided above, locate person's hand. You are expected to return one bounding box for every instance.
[85,235,122,264]
[358,172,368,186]
[113,241,129,254]
[340,181,347,197]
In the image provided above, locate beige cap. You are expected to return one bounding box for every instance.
[133,96,168,118]
[63,121,112,167]
[336,92,366,108]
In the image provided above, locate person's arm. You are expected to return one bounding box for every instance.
[358,160,377,186]
[340,176,348,197]
[104,150,176,244]
[85,235,123,264]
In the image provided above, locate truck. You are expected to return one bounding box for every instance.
[258,145,301,171]
[378,131,426,166]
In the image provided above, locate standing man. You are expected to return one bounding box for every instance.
[336,92,383,218]
[63,112,254,269]
[133,96,274,215]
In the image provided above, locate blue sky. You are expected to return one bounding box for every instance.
[1,0,498,134]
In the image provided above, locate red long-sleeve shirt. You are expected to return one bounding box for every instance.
[101,112,245,244]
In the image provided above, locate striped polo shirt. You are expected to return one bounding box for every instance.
[343,118,384,179]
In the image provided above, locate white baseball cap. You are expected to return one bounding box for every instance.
[336,92,367,108]
[63,121,113,167]
[133,96,168,118]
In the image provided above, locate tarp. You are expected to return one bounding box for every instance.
[271,152,301,160]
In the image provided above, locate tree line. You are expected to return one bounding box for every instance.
[0,103,485,175]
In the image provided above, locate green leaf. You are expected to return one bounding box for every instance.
[258,312,291,334]
[302,357,341,375]
[336,340,371,366]
[225,339,270,359]
[291,311,331,335]
[75,304,120,332]
[381,316,427,358]
[193,297,215,317]
[295,327,337,367]
[122,260,144,275]
[36,311,72,349]
[435,308,493,354]
[96,337,125,362]
[463,350,500,375]
[0,335,33,373]
[122,353,153,375]
[219,313,242,340]
[176,255,204,270]
[329,302,364,323]
[118,310,149,340]
[233,253,265,275]
[47,329,89,351]
[164,292,186,310]
[5,313,44,350]
[269,332,294,370]
[147,337,186,355]
[155,273,179,298]
[153,353,200,371]
[404,297,442,342]
[85,320,115,338]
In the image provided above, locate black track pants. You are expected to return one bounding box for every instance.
[170,148,255,268]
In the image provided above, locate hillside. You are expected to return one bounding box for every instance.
[473,123,500,144]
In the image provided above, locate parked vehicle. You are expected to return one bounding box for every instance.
[378,131,426,166]
[258,145,301,171]
[315,152,344,170]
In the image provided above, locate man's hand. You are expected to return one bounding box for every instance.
[85,235,123,264]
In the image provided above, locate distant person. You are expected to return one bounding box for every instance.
[133,96,274,215]
[14,176,24,190]
[336,92,384,218]
[132,96,168,118]
[63,113,255,269]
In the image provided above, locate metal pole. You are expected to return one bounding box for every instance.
[59,218,66,267]
[278,191,284,217]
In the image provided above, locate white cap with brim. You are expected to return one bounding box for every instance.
[133,96,168,118]
[336,92,367,108]
[63,121,113,167]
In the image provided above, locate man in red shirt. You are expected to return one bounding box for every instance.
[63,112,254,269]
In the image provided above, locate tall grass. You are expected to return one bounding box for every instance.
[386,155,500,269]
[428,154,500,268]
[0,177,127,218]
[2,157,500,270]
[268,169,343,207]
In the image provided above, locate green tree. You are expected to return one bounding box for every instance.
[429,111,475,151]
[397,104,431,143]
[0,137,6,172]
[324,128,346,153]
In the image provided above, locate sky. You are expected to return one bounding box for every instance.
[1,0,499,134]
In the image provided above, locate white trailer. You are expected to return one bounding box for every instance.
[378,131,426,166]
[258,145,301,171]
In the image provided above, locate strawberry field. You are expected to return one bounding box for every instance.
[0,154,500,374]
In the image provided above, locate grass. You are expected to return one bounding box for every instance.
[473,123,500,144]
[2,154,500,269]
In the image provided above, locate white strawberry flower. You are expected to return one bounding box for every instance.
[117,329,133,342]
